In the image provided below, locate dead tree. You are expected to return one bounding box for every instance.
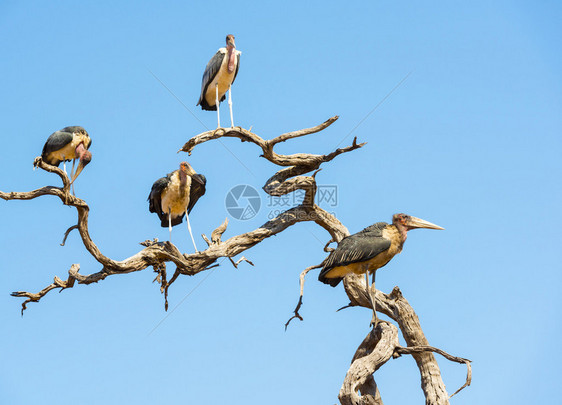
[1,116,470,404]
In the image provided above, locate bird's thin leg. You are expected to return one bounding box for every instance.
[228,84,234,128]
[70,158,76,179]
[168,209,172,242]
[62,156,67,177]
[215,84,220,128]
[365,272,373,325]
[370,271,378,328]
[185,210,198,253]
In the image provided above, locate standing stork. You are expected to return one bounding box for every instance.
[148,162,206,251]
[318,213,444,326]
[41,126,92,185]
[197,34,241,128]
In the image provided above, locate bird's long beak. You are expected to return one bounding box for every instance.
[227,39,235,48]
[70,150,92,185]
[406,216,444,230]
[70,161,86,184]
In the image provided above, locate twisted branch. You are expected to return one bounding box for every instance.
[339,321,471,404]
[2,118,361,313]
[3,117,468,404]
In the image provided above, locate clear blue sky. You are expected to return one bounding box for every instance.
[1,1,560,404]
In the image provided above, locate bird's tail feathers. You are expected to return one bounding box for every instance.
[160,214,184,228]
[318,270,343,287]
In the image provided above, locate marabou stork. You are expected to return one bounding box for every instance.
[318,213,443,326]
[148,162,206,251]
[41,126,92,184]
[197,34,241,128]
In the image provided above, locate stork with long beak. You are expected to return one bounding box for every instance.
[197,34,241,128]
[41,126,92,187]
[148,162,207,251]
[318,213,444,326]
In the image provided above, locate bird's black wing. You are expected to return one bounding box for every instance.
[318,222,391,287]
[41,129,74,165]
[232,53,241,85]
[197,51,225,108]
[148,175,171,222]
[187,174,206,214]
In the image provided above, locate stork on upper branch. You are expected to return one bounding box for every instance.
[41,126,92,188]
[148,162,206,251]
[197,34,241,128]
[318,213,444,326]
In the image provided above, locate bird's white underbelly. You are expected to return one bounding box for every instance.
[48,134,89,162]
[161,179,191,217]
[204,62,236,105]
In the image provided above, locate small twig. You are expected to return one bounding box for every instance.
[140,238,159,247]
[163,269,181,311]
[152,263,167,293]
[60,225,79,246]
[211,218,229,243]
[284,296,303,330]
[285,263,323,329]
[11,264,81,315]
[235,256,254,266]
[201,234,212,246]
[395,345,472,398]
[336,303,356,312]
[324,238,335,252]
[268,116,339,146]
[228,255,254,269]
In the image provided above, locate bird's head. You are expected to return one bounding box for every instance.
[392,213,444,232]
[62,126,88,136]
[226,34,236,49]
[76,127,89,137]
[180,161,196,176]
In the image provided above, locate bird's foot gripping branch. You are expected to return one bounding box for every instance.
[2,117,470,404]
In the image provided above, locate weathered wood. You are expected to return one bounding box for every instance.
[1,119,363,312]
[340,280,470,404]
[339,321,398,405]
[2,118,469,404]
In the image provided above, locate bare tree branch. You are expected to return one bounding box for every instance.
[268,116,339,146]
[395,346,472,399]
[2,117,468,404]
[60,224,79,246]
[2,119,361,312]
[340,320,471,405]
[284,263,323,330]
[339,321,397,405]
[341,281,456,404]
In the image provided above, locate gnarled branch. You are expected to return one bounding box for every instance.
[3,117,468,404]
[2,118,361,313]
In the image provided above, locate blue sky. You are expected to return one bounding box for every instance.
[1,1,561,404]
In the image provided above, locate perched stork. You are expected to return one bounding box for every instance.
[318,213,443,326]
[41,126,92,184]
[148,162,206,251]
[197,34,241,128]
